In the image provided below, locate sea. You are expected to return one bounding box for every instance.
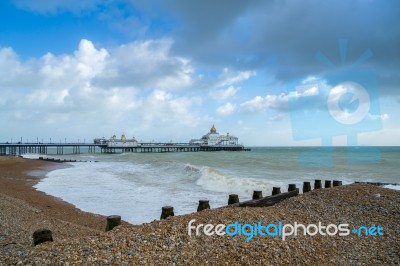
[24,146,400,224]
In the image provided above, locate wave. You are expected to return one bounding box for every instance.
[384,185,400,191]
[184,163,201,173]
[195,166,285,197]
[21,153,41,159]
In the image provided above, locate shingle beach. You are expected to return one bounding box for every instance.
[0,157,399,265]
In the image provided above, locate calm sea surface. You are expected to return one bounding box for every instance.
[30,147,399,224]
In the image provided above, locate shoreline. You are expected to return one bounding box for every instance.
[1,156,399,264]
[0,156,116,258]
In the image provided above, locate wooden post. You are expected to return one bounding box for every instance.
[288,184,297,192]
[197,200,210,212]
[303,182,311,193]
[228,194,239,205]
[160,206,174,219]
[272,187,281,195]
[314,179,322,189]
[333,180,342,187]
[232,189,300,208]
[32,229,53,246]
[105,215,121,231]
[252,190,263,200]
[325,180,331,188]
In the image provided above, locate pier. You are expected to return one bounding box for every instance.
[0,142,250,156]
[0,143,100,156]
[0,125,251,156]
[102,143,248,154]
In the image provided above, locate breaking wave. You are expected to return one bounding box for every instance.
[195,166,285,197]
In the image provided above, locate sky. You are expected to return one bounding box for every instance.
[0,0,399,146]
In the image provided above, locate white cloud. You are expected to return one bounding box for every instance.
[240,93,288,113]
[210,85,238,100]
[74,39,109,79]
[216,68,255,87]
[294,84,319,97]
[302,76,319,84]
[216,102,237,116]
[0,38,202,141]
[100,39,193,91]
[0,47,34,87]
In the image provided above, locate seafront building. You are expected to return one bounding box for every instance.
[189,125,239,146]
[107,134,139,147]
[94,125,240,148]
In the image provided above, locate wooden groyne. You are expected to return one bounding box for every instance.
[227,189,299,208]
[354,181,399,187]
[38,157,98,163]
[159,179,381,216]
[31,179,399,244]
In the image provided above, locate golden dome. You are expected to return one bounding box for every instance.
[121,134,126,141]
[210,124,217,133]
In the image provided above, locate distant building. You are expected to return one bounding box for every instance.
[93,137,107,145]
[107,134,138,147]
[189,125,239,146]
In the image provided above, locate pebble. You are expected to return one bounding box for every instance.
[0,184,399,265]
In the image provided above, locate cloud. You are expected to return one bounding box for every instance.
[163,0,400,96]
[240,94,288,113]
[2,0,399,145]
[0,47,34,88]
[141,90,201,124]
[0,38,201,141]
[98,39,193,91]
[12,0,399,96]
[216,102,237,116]
[294,84,319,97]
[216,68,255,87]
[210,85,238,100]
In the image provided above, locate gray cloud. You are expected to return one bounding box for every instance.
[11,0,400,96]
[159,0,400,96]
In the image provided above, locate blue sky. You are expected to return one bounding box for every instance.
[0,0,399,146]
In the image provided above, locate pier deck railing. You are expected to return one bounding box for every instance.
[0,142,249,155]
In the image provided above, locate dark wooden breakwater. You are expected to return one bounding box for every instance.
[0,142,250,156]
[38,157,99,163]
[31,179,399,243]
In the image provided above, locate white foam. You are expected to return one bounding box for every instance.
[32,149,400,225]
[383,185,400,191]
[34,161,228,224]
[21,153,40,159]
[195,166,285,197]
